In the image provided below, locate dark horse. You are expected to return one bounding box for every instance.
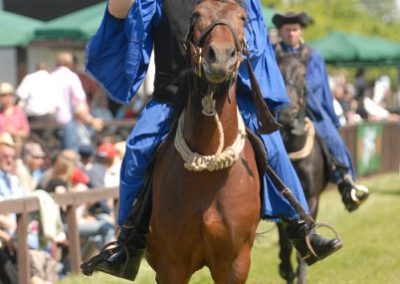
[146,1,261,283]
[276,46,330,284]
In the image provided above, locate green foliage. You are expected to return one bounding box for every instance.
[59,174,400,284]
[262,0,400,42]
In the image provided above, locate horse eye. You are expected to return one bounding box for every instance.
[191,12,200,23]
[240,15,247,23]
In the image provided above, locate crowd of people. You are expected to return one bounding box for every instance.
[0,51,130,283]
[330,70,400,126]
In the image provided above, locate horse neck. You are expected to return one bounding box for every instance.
[184,82,239,155]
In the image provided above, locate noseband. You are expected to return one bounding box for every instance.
[186,20,244,78]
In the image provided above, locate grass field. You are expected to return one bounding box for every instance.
[59,173,400,284]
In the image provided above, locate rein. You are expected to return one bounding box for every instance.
[185,20,282,134]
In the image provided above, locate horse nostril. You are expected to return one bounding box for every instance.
[207,46,217,62]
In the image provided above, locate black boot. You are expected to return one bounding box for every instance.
[338,174,369,212]
[81,181,152,281]
[285,219,343,266]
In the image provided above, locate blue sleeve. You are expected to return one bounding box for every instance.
[85,0,162,104]
[237,0,289,112]
[306,50,340,128]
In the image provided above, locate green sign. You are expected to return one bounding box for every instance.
[356,123,383,176]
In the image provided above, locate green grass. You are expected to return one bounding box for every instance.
[59,173,400,284]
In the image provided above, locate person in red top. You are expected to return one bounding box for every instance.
[0,82,30,154]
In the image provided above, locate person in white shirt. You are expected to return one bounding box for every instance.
[50,52,104,133]
[50,52,88,125]
[16,62,57,122]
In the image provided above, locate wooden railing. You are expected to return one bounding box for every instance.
[0,187,119,284]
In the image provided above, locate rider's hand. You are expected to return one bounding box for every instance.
[108,0,135,19]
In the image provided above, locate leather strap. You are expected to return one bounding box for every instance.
[244,45,282,134]
[265,165,315,226]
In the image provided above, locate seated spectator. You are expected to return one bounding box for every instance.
[78,144,95,173]
[0,133,25,199]
[87,142,120,189]
[362,83,400,122]
[0,220,18,284]
[15,62,57,123]
[61,103,103,152]
[42,150,115,264]
[38,149,80,191]
[15,142,46,194]
[0,82,30,155]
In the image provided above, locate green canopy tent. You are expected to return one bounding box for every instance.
[0,10,44,47]
[34,2,106,42]
[309,31,400,67]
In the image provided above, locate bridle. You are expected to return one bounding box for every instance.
[185,17,281,133]
[185,19,244,79]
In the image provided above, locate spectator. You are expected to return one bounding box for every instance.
[15,62,57,123]
[15,142,46,194]
[50,51,87,125]
[0,133,40,249]
[61,103,103,152]
[0,82,30,154]
[78,144,95,173]
[354,68,367,98]
[42,151,115,263]
[363,90,400,122]
[373,75,391,106]
[0,132,25,198]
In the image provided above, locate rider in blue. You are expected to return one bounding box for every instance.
[272,12,370,212]
[81,0,342,280]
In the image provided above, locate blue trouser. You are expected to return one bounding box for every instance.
[118,96,310,225]
[311,115,356,183]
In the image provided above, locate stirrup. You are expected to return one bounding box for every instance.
[81,241,121,276]
[304,222,342,261]
[343,175,370,211]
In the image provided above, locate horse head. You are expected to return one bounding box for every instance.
[186,0,246,86]
[276,46,309,138]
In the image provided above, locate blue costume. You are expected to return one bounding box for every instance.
[86,0,310,225]
[279,43,356,181]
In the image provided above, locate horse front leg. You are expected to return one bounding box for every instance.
[277,223,296,284]
[154,265,192,284]
[209,244,252,284]
[296,253,307,284]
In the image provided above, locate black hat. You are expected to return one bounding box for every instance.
[272,12,311,29]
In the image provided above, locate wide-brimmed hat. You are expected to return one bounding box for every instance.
[272,12,311,29]
[0,132,15,148]
[0,82,14,96]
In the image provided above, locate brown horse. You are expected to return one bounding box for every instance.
[146,1,261,283]
[276,46,330,284]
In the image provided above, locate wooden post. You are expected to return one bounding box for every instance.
[17,211,30,284]
[66,204,81,274]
